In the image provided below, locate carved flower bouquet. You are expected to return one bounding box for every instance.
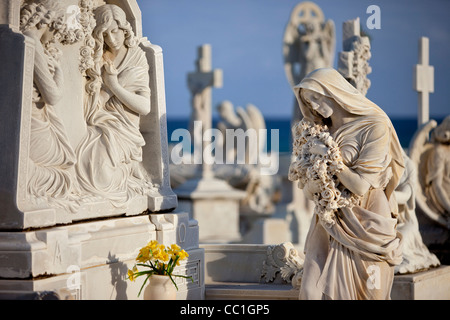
[288,119,360,227]
[127,240,192,297]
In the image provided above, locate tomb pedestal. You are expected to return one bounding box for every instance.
[202,243,450,300]
[244,153,313,249]
[0,211,204,300]
[391,265,450,300]
[176,177,246,243]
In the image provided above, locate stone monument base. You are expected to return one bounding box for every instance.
[0,212,204,300]
[202,244,450,300]
[176,177,246,243]
[391,265,450,300]
[240,217,292,245]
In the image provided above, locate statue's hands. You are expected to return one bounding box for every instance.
[309,141,328,156]
[102,61,119,90]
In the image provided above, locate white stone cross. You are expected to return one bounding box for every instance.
[413,37,434,127]
[187,44,223,178]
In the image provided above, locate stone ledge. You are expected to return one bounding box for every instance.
[391,265,450,300]
[206,282,298,300]
[205,265,450,300]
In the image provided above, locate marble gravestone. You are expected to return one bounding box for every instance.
[175,44,246,243]
[0,0,176,231]
[0,0,203,300]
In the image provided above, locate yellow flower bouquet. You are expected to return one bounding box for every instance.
[127,240,192,296]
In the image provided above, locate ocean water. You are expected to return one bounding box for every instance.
[166,117,444,153]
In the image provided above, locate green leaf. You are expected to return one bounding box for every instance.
[168,273,179,291]
[173,274,194,283]
[137,272,154,297]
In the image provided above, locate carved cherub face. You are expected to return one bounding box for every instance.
[301,89,334,119]
[102,20,125,52]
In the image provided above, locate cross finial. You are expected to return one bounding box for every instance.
[196,45,212,73]
[413,37,434,127]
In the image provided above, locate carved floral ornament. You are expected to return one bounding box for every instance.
[261,242,304,289]
[20,0,98,74]
[288,119,361,227]
[20,0,84,45]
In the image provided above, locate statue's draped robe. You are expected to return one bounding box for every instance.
[294,68,405,300]
[28,46,79,211]
[76,46,153,207]
[301,117,403,299]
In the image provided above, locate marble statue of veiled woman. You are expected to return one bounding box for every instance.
[292,68,405,300]
[75,4,154,208]
[20,1,80,211]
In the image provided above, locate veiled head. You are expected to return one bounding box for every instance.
[294,68,388,123]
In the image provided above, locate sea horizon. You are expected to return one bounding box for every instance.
[166,116,446,153]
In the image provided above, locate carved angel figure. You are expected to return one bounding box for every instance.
[290,68,404,300]
[75,4,155,207]
[216,101,266,164]
[20,0,81,211]
[394,150,440,274]
[409,116,450,229]
[216,101,274,214]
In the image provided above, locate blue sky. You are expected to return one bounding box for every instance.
[137,0,450,120]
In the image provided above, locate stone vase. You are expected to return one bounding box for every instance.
[143,275,177,300]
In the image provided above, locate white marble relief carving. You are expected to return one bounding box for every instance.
[20,0,82,212]
[17,1,161,215]
[78,0,97,75]
[75,4,156,208]
[1,0,177,230]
